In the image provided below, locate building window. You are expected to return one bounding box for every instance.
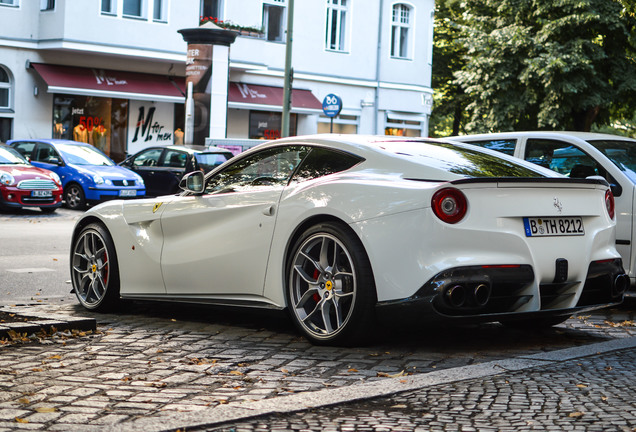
[317,114,358,134]
[153,0,166,21]
[0,66,11,111]
[325,0,347,51]
[101,0,117,14]
[249,111,296,139]
[0,0,19,6]
[200,0,221,20]
[123,0,144,18]
[391,3,412,59]
[40,0,54,10]
[263,0,285,42]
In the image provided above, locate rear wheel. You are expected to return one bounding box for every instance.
[64,183,86,210]
[71,223,120,311]
[286,222,377,346]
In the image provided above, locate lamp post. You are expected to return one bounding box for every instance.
[281,0,294,138]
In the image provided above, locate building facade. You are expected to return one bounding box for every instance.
[0,0,434,161]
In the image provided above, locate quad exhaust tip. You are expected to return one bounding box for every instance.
[444,283,491,309]
[613,274,630,297]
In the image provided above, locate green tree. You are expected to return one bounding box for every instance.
[429,0,469,137]
[454,0,636,133]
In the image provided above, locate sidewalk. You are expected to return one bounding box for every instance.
[0,302,635,431]
[123,337,636,432]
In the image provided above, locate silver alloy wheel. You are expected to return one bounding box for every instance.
[289,232,357,339]
[72,227,111,308]
[64,185,84,209]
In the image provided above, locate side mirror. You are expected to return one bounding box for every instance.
[48,157,62,166]
[179,171,205,194]
[611,183,623,197]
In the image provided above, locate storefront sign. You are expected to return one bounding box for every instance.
[127,100,175,154]
[185,44,213,146]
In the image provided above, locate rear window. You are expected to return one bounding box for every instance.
[460,139,517,156]
[398,141,546,178]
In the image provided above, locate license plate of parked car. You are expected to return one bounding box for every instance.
[119,190,137,197]
[523,217,584,237]
[31,190,52,197]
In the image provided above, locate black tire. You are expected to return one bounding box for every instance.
[286,222,377,346]
[64,183,86,210]
[40,207,57,214]
[70,223,121,311]
[500,315,570,330]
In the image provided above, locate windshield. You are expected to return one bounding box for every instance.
[0,146,29,165]
[587,139,636,183]
[57,144,114,166]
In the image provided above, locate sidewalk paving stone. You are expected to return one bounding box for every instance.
[0,301,634,430]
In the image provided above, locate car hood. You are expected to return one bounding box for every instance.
[0,164,57,180]
[72,164,138,180]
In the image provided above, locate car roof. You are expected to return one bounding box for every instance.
[451,131,636,143]
[9,138,94,147]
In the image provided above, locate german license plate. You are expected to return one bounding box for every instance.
[523,217,584,237]
[119,190,137,197]
[31,190,52,197]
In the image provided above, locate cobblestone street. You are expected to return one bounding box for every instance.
[0,301,635,431]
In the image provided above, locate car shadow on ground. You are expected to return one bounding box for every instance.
[64,299,629,357]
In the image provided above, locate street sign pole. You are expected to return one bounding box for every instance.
[281,0,294,138]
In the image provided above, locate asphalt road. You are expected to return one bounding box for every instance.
[0,207,81,306]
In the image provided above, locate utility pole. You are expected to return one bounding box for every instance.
[281,0,294,137]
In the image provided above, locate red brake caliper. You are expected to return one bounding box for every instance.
[312,269,320,303]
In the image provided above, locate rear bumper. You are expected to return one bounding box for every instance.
[377,259,627,323]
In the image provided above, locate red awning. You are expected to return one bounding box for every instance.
[31,63,185,103]
[228,82,323,113]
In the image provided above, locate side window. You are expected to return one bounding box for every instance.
[13,142,36,159]
[204,146,310,194]
[463,139,517,156]
[292,147,363,183]
[132,148,162,167]
[34,144,59,163]
[524,139,599,177]
[162,150,187,168]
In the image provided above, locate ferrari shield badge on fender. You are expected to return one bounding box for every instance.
[153,202,163,213]
[553,197,563,213]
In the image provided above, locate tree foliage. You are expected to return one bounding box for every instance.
[432,0,636,135]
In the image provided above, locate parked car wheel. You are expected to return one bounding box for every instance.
[286,222,377,346]
[64,183,86,210]
[71,223,120,311]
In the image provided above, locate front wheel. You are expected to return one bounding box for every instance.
[64,183,86,210]
[71,223,120,311]
[286,222,377,346]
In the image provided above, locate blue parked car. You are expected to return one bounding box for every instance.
[8,139,145,210]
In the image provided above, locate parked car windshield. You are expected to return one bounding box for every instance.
[57,144,114,166]
[0,146,29,165]
[587,140,636,183]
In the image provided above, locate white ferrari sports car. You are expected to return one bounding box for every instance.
[70,135,628,345]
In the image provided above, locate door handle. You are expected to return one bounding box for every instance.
[262,205,276,216]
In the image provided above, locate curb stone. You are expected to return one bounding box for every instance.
[0,306,96,340]
[104,335,636,432]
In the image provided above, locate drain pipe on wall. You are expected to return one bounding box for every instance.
[373,0,385,135]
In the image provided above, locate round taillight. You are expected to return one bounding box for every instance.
[432,187,468,224]
[605,188,615,220]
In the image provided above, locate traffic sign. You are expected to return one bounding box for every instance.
[322,94,343,118]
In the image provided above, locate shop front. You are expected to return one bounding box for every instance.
[32,63,185,162]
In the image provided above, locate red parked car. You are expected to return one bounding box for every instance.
[0,143,63,213]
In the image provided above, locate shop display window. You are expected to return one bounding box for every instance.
[53,95,129,162]
[249,111,296,140]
